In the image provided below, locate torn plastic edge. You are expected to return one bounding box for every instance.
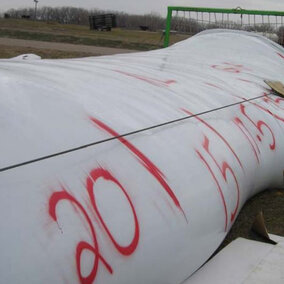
[251,211,277,245]
[264,80,284,97]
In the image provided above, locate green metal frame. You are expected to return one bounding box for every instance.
[164,6,284,47]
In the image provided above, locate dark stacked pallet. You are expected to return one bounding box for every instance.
[89,14,116,31]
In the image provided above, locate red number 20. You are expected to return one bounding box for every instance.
[49,168,139,284]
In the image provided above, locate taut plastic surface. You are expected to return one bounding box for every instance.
[0,30,284,284]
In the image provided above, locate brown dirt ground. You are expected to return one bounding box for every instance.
[0,44,97,59]
[0,38,135,58]
[221,187,284,250]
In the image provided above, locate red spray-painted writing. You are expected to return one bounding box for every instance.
[113,70,176,87]
[181,108,244,170]
[89,116,186,219]
[211,62,251,74]
[202,136,240,223]
[182,108,242,231]
[195,135,240,231]
[49,116,186,283]
[49,168,139,284]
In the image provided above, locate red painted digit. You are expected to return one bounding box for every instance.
[202,136,240,222]
[86,168,139,255]
[240,104,276,150]
[89,117,186,219]
[49,190,113,284]
[181,108,244,170]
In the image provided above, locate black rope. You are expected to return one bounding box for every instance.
[0,93,270,173]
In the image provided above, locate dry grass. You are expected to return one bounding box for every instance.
[0,18,188,50]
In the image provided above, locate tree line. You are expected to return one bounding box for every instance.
[4,6,166,31]
[3,6,284,44]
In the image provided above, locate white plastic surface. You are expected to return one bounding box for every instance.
[244,238,284,283]
[0,30,284,284]
[10,53,42,60]
[185,236,284,284]
[184,238,274,284]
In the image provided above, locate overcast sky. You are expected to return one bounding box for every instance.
[2,0,284,16]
